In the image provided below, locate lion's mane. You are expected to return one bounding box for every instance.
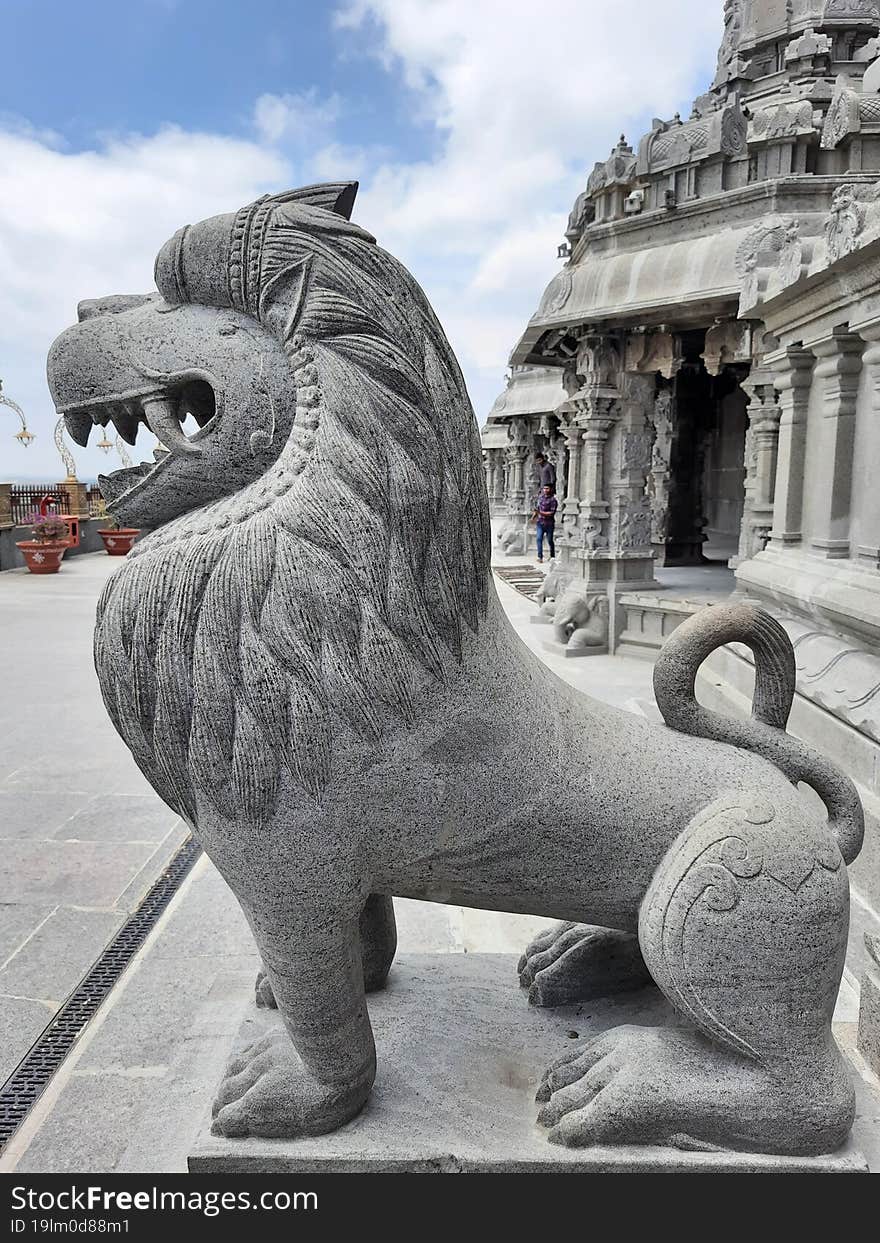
[95,187,490,825]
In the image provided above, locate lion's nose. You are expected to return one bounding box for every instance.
[77,294,154,322]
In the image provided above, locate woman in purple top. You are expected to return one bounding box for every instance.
[533,484,558,563]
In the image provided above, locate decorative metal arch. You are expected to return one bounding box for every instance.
[0,378,35,447]
[53,417,78,479]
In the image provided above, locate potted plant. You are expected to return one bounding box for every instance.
[96,513,140,556]
[15,512,69,574]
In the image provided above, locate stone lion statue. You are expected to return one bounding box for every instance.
[48,183,863,1156]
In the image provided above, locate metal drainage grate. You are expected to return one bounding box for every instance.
[0,834,202,1151]
[493,564,546,601]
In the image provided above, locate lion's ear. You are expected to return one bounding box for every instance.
[268,182,359,220]
[258,256,313,344]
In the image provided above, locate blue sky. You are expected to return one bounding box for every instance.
[0,0,721,482]
[3,0,430,161]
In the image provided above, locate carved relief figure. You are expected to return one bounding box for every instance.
[48,184,863,1156]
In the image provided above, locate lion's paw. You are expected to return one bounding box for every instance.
[534,1024,852,1154]
[517,923,653,1007]
[211,1029,373,1139]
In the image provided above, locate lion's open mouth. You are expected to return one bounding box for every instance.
[61,377,217,506]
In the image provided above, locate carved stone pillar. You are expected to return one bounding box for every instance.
[767,346,813,549]
[607,373,655,570]
[506,444,528,515]
[576,398,616,553]
[505,417,530,519]
[559,418,582,528]
[550,434,568,506]
[491,449,505,506]
[809,330,862,560]
[646,388,674,564]
[735,369,781,564]
[853,322,880,568]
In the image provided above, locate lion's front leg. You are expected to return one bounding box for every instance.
[256,893,397,1007]
[213,894,375,1139]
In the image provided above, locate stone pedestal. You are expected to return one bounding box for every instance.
[189,955,867,1174]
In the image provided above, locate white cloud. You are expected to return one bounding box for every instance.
[0,1,723,483]
[253,89,343,147]
[0,126,292,481]
[333,0,721,414]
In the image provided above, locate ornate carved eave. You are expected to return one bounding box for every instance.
[738,176,880,323]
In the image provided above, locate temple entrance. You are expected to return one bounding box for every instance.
[656,332,747,569]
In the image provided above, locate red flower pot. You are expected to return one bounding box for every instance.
[16,540,67,574]
[98,528,140,556]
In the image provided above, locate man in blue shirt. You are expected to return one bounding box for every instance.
[533,485,558,563]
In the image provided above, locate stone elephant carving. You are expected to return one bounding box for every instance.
[535,558,569,620]
[552,588,609,653]
[495,519,526,557]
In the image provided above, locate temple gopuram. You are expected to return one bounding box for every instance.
[485,0,880,937]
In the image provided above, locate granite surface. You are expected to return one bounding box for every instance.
[190,954,868,1174]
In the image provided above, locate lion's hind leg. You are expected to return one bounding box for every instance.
[538,793,855,1154]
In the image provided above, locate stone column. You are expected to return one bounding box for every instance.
[58,480,90,518]
[607,372,656,582]
[808,330,862,560]
[559,418,582,527]
[550,434,568,506]
[853,322,880,568]
[576,398,616,552]
[491,449,505,507]
[767,346,813,550]
[647,389,674,564]
[735,369,781,564]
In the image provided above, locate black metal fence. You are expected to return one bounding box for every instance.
[9,485,70,525]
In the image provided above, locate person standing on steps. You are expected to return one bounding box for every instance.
[533,485,558,563]
[535,453,556,491]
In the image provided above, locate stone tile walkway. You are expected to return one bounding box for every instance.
[0,554,188,1084]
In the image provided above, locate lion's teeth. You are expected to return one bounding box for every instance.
[142,396,200,455]
[64,410,92,447]
[111,405,140,446]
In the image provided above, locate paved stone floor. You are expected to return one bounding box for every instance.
[0,550,876,1171]
[0,555,187,1085]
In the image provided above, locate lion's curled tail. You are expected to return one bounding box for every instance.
[653,601,864,866]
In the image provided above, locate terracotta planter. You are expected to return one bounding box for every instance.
[97,528,140,556]
[16,540,67,575]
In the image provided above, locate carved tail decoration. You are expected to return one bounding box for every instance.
[653,602,864,866]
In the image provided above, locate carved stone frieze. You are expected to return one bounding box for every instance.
[823,1,880,19]
[748,99,815,144]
